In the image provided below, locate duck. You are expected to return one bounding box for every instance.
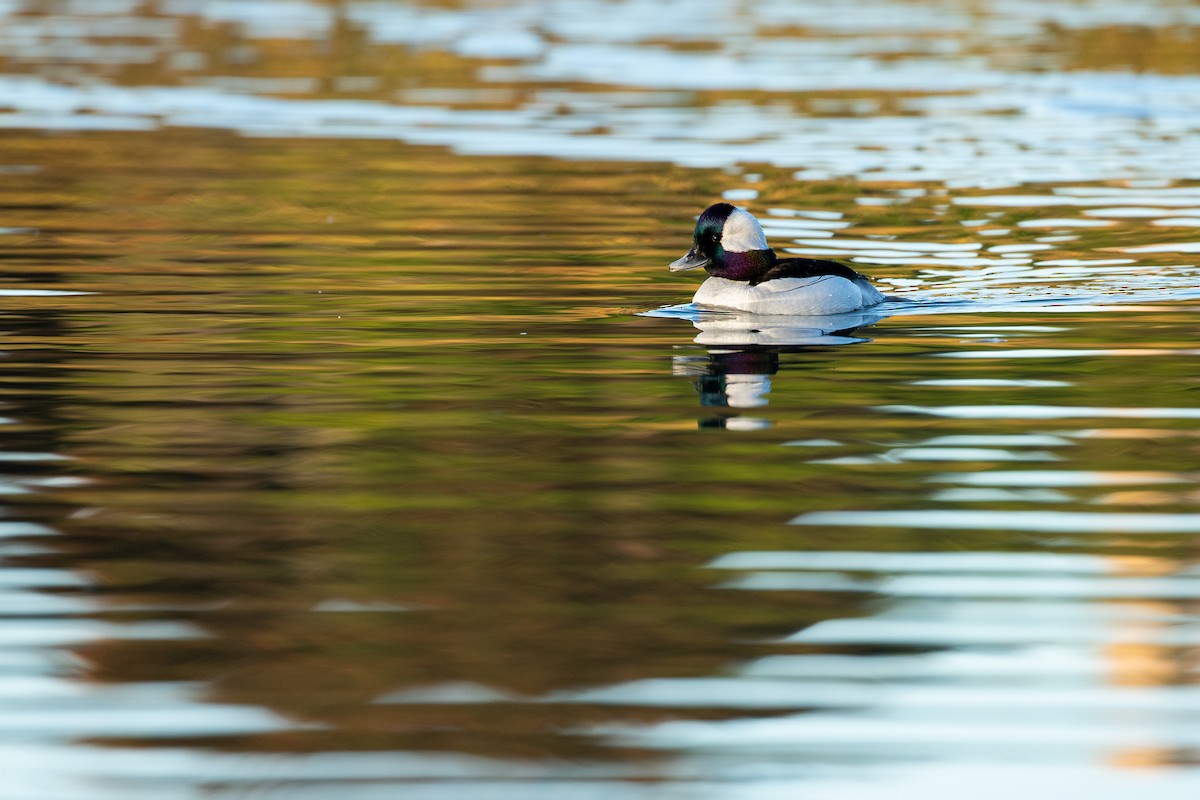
[669,202,885,315]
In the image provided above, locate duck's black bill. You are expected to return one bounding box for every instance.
[669,248,709,272]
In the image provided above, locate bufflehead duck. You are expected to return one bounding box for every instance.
[670,203,885,315]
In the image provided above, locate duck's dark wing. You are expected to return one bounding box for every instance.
[749,257,870,287]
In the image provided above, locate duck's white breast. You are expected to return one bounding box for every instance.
[692,276,884,316]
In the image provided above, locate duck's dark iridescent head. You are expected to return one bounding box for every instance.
[669,202,775,281]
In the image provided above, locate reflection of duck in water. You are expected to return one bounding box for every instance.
[670,203,885,315]
[674,348,777,431]
[673,310,884,430]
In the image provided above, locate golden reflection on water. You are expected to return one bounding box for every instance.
[3,1,1200,797]
[0,131,1198,769]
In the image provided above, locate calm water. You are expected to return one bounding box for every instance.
[4,2,1200,798]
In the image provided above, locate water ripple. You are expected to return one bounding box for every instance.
[791,510,1200,533]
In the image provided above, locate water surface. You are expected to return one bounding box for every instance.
[3,2,1200,798]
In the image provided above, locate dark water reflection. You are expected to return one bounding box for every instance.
[662,309,886,429]
[3,1,1200,798]
[3,131,1200,797]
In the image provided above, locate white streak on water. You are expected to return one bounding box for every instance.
[786,617,1200,647]
[909,379,1071,386]
[931,487,1074,502]
[4,72,1200,184]
[936,347,1192,358]
[811,446,1064,465]
[915,434,1073,446]
[790,509,1200,533]
[929,470,1189,486]
[725,572,1200,599]
[709,551,1118,573]
[879,404,1200,419]
[555,677,1200,711]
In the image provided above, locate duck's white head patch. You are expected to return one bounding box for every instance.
[721,207,769,253]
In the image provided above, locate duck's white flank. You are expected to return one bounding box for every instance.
[693,274,885,316]
[721,208,769,252]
